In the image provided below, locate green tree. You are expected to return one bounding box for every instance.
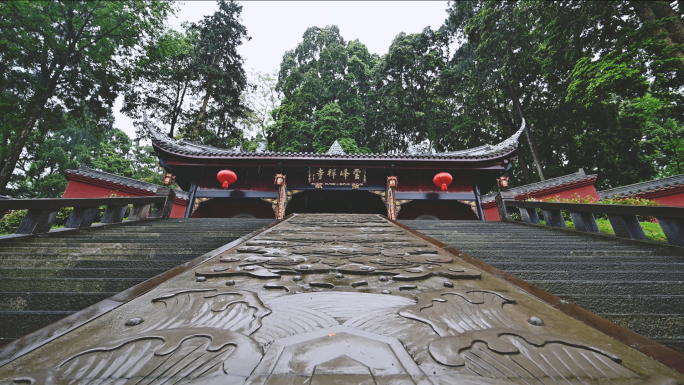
[372,28,450,153]
[0,0,173,194]
[238,70,281,152]
[182,0,251,148]
[10,108,162,198]
[269,26,377,153]
[441,1,683,188]
[122,26,199,139]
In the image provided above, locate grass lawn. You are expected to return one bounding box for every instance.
[539,218,667,242]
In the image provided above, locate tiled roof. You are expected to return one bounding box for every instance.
[65,166,189,200]
[151,120,526,161]
[482,169,598,203]
[598,173,684,200]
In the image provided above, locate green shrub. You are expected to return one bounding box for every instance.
[526,193,659,221]
[0,210,27,235]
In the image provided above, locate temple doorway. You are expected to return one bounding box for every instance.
[285,190,386,215]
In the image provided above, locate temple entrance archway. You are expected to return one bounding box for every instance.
[286,190,386,215]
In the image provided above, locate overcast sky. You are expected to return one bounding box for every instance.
[114,1,451,137]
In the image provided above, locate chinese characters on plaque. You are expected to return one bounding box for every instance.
[308,167,366,187]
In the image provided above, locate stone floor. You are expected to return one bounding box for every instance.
[0,214,681,384]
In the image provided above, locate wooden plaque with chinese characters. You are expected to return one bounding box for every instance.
[308,167,366,186]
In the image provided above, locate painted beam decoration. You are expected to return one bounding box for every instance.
[1,214,681,384]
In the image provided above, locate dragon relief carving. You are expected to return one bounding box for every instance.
[9,215,677,384]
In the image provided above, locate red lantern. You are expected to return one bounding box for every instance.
[433,172,453,191]
[217,170,237,189]
[497,176,510,188]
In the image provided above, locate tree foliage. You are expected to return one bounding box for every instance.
[3,1,684,199]
[0,0,174,194]
[123,0,251,149]
[269,2,684,189]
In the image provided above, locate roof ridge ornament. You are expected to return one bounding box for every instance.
[256,141,267,154]
[434,120,526,157]
[490,119,526,152]
[327,140,346,155]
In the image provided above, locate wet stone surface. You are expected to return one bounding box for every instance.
[0,214,681,384]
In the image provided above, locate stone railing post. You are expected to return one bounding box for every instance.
[101,205,128,224]
[657,218,684,246]
[16,209,59,234]
[149,188,176,219]
[495,191,515,221]
[65,207,99,228]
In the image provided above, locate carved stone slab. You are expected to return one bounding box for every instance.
[0,214,681,384]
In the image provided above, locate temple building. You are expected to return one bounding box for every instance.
[150,125,523,220]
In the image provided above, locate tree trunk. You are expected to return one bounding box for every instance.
[509,90,545,180]
[517,149,531,182]
[170,69,194,138]
[649,2,684,45]
[0,116,39,194]
[193,79,213,139]
[632,2,684,70]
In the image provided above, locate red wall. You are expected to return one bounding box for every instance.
[515,184,599,201]
[63,180,188,218]
[484,206,500,221]
[650,192,684,206]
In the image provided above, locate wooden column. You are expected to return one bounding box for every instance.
[274,174,287,220]
[184,178,198,219]
[386,176,398,220]
[472,182,485,221]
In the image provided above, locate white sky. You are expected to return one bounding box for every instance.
[114,1,451,137]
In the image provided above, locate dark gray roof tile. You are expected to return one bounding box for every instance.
[598,173,684,200]
[150,120,527,161]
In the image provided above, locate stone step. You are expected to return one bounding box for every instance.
[0,251,213,260]
[600,314,684,340]
[454,249,656,256]
[471,255,684,263]
[0,267,170,279]
[655,339,684,354]
[1,234,250,244]
[0,292,116,311]
[0,311,75,339]
[529,280,684,296]
[562,295,684,315]
[0,259,188,269]
[507,270,684,281]
[0,277,146,292]
[0,246,219,253]
[489,262,684,272]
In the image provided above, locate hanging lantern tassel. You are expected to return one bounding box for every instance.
[433,172,453,191]
[217,170,237,189]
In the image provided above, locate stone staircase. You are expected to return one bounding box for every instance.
[401,220,684,354]
[0,218,273,346]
